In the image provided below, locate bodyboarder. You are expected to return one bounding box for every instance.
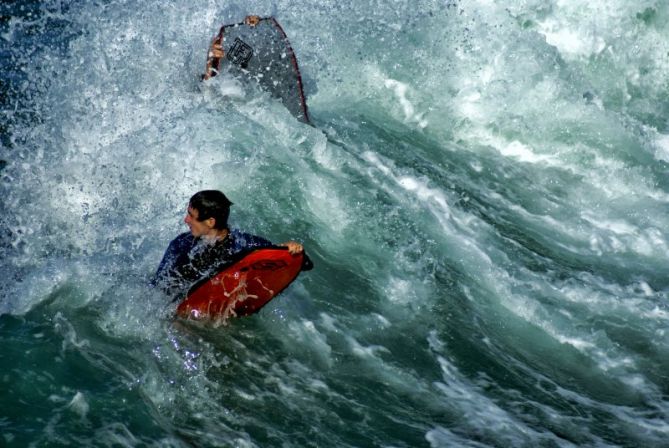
[153,190,304,298]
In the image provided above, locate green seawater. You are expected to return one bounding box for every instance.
[1,0,668,446]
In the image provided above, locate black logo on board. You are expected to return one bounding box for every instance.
[251,260,288,271]
[227,38,254,68]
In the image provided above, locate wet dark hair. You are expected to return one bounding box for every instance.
[189,190,233,230]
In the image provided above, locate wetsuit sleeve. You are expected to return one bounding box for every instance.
[232,230,274,251]
[151,233,194,289]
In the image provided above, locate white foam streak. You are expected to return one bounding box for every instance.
[537,20,607,59]
[654,134,669,163]
[384,78,428,128]
[429,339,559,446]
[362,151,452,226]
[67,392,90,419]
[363,65,428,128]
[287,319,333,368]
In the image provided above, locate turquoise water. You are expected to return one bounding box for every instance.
[1,0,668,446]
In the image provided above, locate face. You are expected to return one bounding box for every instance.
[184,206,214,238]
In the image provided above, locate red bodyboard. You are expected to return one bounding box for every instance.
[176,248,305,320]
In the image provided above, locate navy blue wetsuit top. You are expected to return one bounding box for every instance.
[153,229,273,297]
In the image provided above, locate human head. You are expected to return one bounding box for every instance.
[186,190,233,234]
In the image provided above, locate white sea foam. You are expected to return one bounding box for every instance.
[286,319,333,368]
[430,350,560,446]
[67,392,90,419]
[383,78,428,129]
[654,134,669,163]
[361,151,452,226]
[363,65,428,128]
[537,20,607,59]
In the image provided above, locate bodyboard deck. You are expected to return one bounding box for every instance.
[205,16,310,124]
[176,248,308,320]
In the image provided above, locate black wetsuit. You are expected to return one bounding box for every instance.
[153,229,273,297]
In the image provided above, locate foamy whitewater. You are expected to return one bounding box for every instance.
[1,0,668,446]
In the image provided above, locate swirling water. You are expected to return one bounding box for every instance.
[1,0,668,446]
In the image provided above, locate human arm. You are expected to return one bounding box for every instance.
[151,233,196,291]
[202,38,224,81]
[231,230,302,254]
[280,241,303,255]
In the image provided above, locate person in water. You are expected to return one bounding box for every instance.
[153,190,303,297]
